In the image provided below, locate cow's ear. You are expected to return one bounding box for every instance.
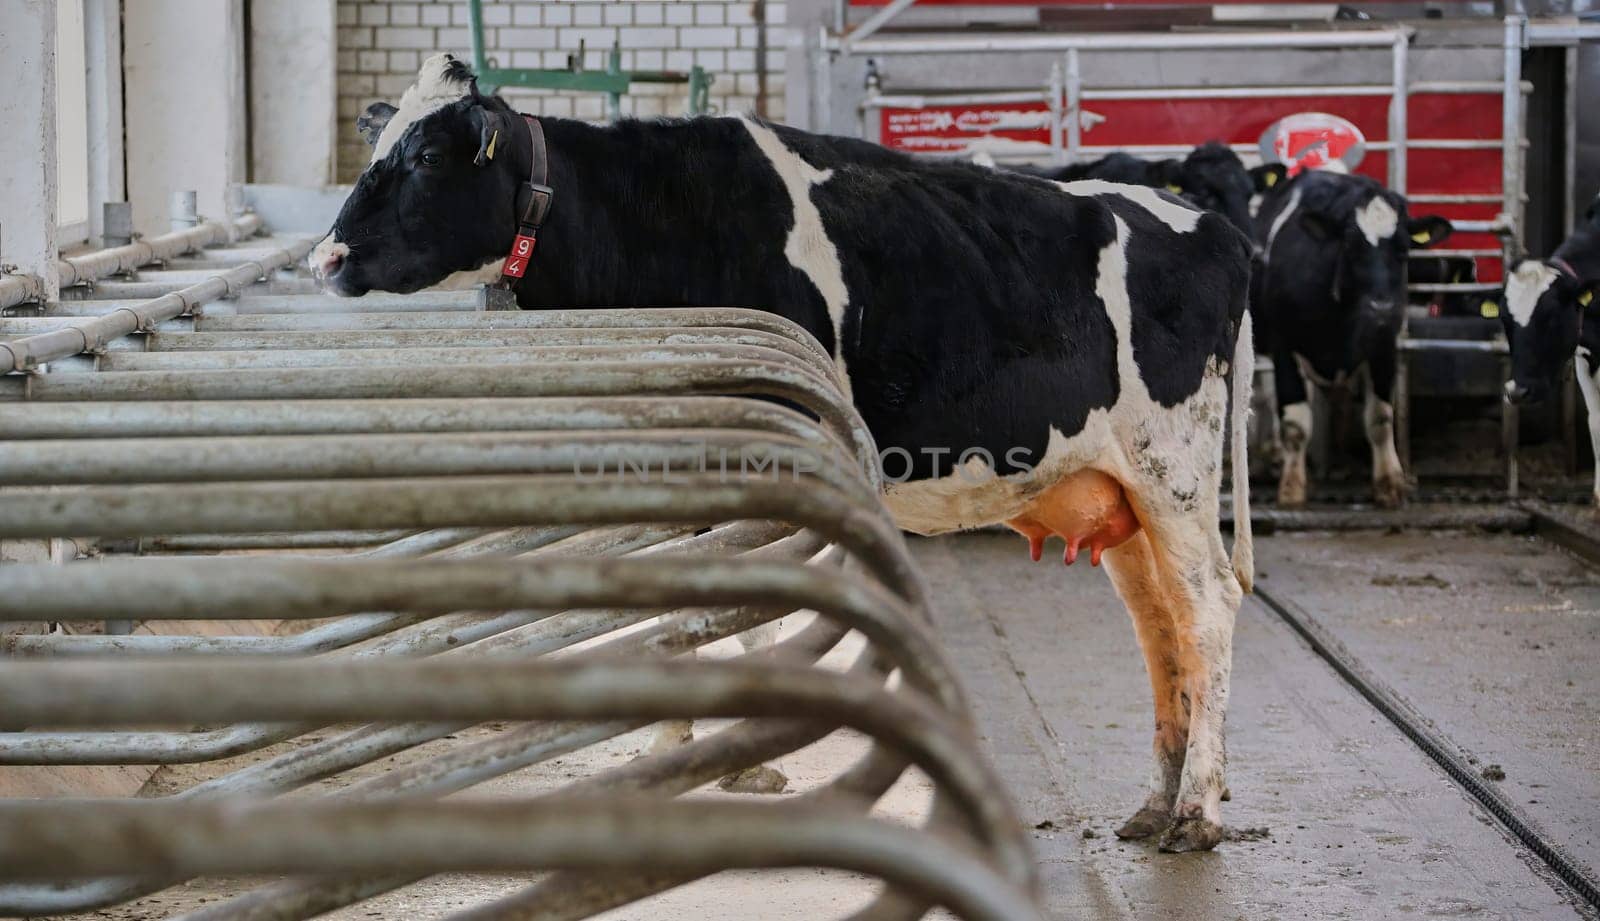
[1576,279,1599,310]
[1151,160,1185,194]
[1251,164,1288,193]
[356,102,398,147]
[473,109,505,167]
[1407,215,1453,248]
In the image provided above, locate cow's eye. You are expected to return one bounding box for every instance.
[420,152,442,168]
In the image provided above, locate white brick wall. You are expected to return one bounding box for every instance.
[336,0,785,181]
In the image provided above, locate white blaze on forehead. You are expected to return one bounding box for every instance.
[371,53,475,162]
[1053,178,1202,233]
[1505,259,1561,328]
[1355,196,1398,246]
[735,117,850,359]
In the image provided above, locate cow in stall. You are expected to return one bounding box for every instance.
[1254,169,1453,507]
[1500,196,1600,502]
[1408,254,1480,317]
[314,55,1258,851]
[1004,142,1286,240]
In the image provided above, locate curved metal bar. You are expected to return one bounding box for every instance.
[0,360,877,480]
[190,306,836,367]
[0,432,866,501]
[0,557,956,710]
[99,342,838,388]
[0,798,1043,921]
[0,477,920,603]
[147,325,828,363]
[0,659,1016,890]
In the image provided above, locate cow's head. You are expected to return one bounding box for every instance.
[1155,142,1264,239]
[310,54,527,296]
[1501,200,1600,403]
[1280,172,1452,338]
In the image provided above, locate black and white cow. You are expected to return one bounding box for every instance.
[1007,143,1285,241]
[1501,196,1600,501]
[314,55,1258,851]
[1253,169,1452,507]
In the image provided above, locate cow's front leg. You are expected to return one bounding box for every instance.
[1365,357,1405,508]
[1575,350,1600,507]
[1102,531,1185,839]
[1275,353,1312,506]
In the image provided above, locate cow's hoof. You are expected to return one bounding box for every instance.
[1221,785,1232,802]
[1158,816,1225,853]
[1114,806,1171,840]
[1374,478,1405,509]
[717,764,789,794]
[636,721,694,761]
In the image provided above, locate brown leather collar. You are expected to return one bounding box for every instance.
[497,115,554,288]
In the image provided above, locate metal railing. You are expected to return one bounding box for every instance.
[0,231,1043,919]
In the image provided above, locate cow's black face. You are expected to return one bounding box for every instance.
[1299,190,1451,346]
[1167,143,1256,239]
[1501,259,1598,404]
[316,99,522,296]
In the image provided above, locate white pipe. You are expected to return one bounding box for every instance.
[830,28,1410,54]
[52,213,263,290]
[0,234,312,374]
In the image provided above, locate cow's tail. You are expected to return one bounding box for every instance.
[1229,308,1255,594]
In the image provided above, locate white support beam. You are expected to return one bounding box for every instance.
[250,0,338,187]
[85,0,126,243]
[0,0,60,303]
[124,0,248,238]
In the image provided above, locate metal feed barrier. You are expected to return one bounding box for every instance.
[0,230,1044,919]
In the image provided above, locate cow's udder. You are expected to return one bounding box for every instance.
[1005,468,1141,566]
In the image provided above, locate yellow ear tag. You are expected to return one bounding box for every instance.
[1581,291,1594,307]
[1411,231,1431,244]
[1265,171,1278,187]
[1166,183,1183,194]
[1480,299,1500,318]
[485,129,499,161]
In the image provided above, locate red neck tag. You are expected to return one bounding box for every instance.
[502,233,537,279]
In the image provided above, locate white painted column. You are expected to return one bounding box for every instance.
[85,0,126,242]
[0,0,60,302]
[123,0,248,237]
[249,0,338,186]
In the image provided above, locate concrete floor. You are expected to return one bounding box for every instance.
[911,529,1598,921]
[61,528,1600,920]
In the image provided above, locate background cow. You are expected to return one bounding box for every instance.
[1007,142,1285,240]
[313,54,1258,851]
[1501,196,1600,501]
[1254,169,1452,507]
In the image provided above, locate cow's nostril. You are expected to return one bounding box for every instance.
[320,252,344,278]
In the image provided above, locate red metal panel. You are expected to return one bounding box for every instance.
[878,92,1505,278]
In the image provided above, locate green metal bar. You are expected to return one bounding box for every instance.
[464,0,707,116]
[467,0,492,84]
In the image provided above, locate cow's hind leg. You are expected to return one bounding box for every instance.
[1141,510,1243,852]
[715,620,789,793]
[1101,530,1186,839]
[1276,351,1313,506]
[1575,351,1600,507]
